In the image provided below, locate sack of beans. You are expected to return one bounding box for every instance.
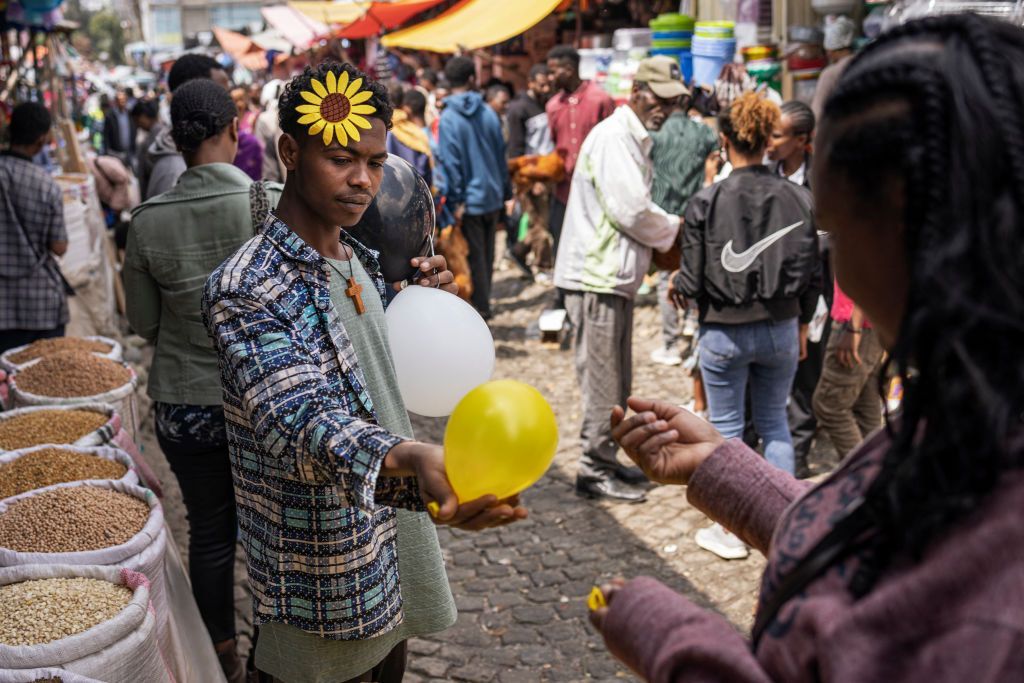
[8,352,140,443]
[0,404,161,496]
[0,445,139,502]
[0,564,172,683]
[0,667,104,682]
[0,336,123,374]
[0,481,169,641]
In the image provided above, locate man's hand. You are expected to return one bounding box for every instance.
[666,270,687,310]
[799,323,809,361]
[385,441,528,531]
[836,328,862,368]
[393,255,458,295]
[454,203,466,223]
[588,578,626,634]
[610,397,724,486]
[704,149,724,187]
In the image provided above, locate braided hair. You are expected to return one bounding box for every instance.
[170,78,237,154]
[719,92,780,155]
[818,13,1024,595]
[279,61,392,143]
[781,100,815,138]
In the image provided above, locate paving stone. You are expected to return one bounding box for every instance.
[456,595,486,612]
[409,656,451,679]
[488,591,526,609]
[500,626,542,645]
[449,662,498,682]
[511,605,555,625]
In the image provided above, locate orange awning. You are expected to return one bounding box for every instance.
[337,0,447,39]
[381,0,563,53]
[290,0,444,37]
[213,26,281,71]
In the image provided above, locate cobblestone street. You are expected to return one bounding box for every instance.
[139,263,838,682]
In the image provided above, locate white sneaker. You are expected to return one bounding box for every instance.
[682,316,698,338]
[650,346,683,366]
[695,523,749,560]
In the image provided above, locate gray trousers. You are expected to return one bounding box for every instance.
[564,290,633,481]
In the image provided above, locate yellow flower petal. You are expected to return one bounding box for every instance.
[345,77,364,99]
[326,70,337,94]
[300,90,323,106]
[311,78,328,99]
[343,119,360,142]
[336,71,350,97]
[309,119,326,136]
[349,90,373,105]
[349,114,372,130]
[297,113,321,125]
[350,104,376,115]
[323,123,335,146]
[335,123,349,147]
[296,104,321,114]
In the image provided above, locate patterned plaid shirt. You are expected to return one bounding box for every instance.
[202,214,424,641]
[0,152,68,330]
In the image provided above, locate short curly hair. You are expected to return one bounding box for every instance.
[718,92,780,156]
[279,61,392,145]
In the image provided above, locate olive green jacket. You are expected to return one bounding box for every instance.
[124,163,282,405]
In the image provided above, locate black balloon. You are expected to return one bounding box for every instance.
[348,154,434,283]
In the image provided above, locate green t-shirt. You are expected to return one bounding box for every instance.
[256,255,456,682]
[650,111,719,216]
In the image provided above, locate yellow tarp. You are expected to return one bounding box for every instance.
[289,0,438,28]
[381,0,563,53]
[289,1,370,26]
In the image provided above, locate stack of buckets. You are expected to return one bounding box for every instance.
[692,21,737,87]
[741,45,781,93]
[649,13,694,83]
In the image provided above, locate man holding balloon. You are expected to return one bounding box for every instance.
[202,62,541,683]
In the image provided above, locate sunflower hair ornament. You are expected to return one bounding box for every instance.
[296,69,377,147]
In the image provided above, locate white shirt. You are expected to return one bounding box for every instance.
[553,105,680,299]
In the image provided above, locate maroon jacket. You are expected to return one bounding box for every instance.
[603,433,1024,682]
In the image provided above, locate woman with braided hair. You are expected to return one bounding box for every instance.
[595,14,1024,681]
[125,78,284,682]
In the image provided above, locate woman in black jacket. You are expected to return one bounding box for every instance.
[673,93,821,558]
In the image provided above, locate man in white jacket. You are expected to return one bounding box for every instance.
[555,57,685,502]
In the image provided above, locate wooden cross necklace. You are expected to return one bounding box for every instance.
[330,246,365,315]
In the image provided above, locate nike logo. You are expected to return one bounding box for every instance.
[720,221,805,273]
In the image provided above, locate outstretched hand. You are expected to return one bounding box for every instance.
[386,441,527,531]
[610,397,724,486]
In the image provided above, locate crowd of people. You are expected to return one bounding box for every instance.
[1,10,1022,683]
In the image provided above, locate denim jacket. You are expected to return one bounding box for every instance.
[201,214,424,640]
[125,163,282,405]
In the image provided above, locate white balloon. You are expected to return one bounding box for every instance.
[386,286,495,417]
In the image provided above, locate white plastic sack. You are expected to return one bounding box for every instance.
[0,404,160,496]
[0,667,104,682]
[0,564,172,683]
[0,480,168,641]
[0,335,124,374]
[8,363,141,443]
[0,444,139,501]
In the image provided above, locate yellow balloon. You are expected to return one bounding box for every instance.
[443,379,559,503]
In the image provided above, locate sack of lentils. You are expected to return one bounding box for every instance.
[0,445,139,502]
[0,564,172,683]
[0,480,169,645]
[0,404,161,497]
[8,351,140,443]
[0,335,123,374]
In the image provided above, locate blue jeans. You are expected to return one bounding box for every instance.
[698,319,800,474]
